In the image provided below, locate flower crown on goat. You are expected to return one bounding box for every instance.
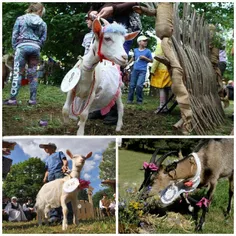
[102,23,127,35]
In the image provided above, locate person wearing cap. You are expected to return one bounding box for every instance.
[127,35,153,104]
[82,11,97,55]
[40,143,68,183]
[40,143,68,223]
[4,197,27,222]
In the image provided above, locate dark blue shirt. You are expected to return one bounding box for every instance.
[133,48,153,71]
[45,151,66,174]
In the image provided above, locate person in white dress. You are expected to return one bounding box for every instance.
[4,196,27,222]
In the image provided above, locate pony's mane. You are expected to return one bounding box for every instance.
[102,23,127,35]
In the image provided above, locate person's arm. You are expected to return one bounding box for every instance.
[112,2,137,16]
[43,170,48,183]
[97,2,137,18]
[140,50,153,63]
[39,22,47,48]
[99,200,104,209]
[12,18,20,50]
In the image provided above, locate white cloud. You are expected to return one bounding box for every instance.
[93,153,102,160]
[4,138,115,161]
[83,160,96,173]
[83,173,91,180]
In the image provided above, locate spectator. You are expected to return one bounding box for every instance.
[99,193,111,217]
[218,38,227,76]
[39,142,68,223]
[226,80,234,101]
[151,39,172,113]
[4,197,27,222]
[127,35,153,104]
[23,198,37,221]
[82,11,97,55]
[3,3,47,106]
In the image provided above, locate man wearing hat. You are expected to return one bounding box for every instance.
[39,143,68,183]
[127,35,153,105]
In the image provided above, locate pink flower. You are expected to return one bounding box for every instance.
[143,162,159,171]
[79,179,90,189]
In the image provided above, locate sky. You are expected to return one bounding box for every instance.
[3,137,115,194]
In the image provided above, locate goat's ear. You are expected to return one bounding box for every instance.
[66,149,74,159]
[85,152,93,159]
[125,31,140,41]
[92,19,102,38]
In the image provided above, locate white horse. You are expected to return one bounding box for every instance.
[62,19,139,135]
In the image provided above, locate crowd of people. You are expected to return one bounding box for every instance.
[3,196,36,222]
[3,2,233,121]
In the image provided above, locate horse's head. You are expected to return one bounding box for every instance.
[92,18,139,66]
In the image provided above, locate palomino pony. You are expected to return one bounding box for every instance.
[62,19,139,135]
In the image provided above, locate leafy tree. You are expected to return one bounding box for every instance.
[92,187,114,208]
[122,138,201,156]
[3,157,45,201]
[99,141,116,181]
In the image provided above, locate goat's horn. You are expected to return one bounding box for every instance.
[150,148,160,163]
[100,18,110,26]
[155,151,178,167]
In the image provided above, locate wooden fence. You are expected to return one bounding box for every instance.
[172,3,225,134]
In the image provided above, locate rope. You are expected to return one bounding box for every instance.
[71,73,96,116]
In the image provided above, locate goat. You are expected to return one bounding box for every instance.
[35,150,92,230]
[139,139,234,231]
[62,19,139,135]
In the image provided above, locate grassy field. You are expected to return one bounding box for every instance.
[2,218,115,234]
[118,149,234,234]
[2,84,234,136]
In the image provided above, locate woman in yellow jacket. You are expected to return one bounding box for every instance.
[151,39,172,113]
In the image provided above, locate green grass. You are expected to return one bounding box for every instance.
[2,218,115,234]
[2,84,233,135]
[118,149,234,234]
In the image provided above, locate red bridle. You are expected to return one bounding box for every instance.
[97,33,115,65]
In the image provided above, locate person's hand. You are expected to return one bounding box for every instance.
[62,165,68,173]
[97,6,114,18]
[43,177,47,183]
[139,55,147,60]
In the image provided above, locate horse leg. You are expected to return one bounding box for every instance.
[115,91,124,131]
[226,173,234,215]
[62,90,73,124]
[77,92,95,135]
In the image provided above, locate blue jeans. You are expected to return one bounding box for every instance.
[10,45,40,101]
[128,69,147,103]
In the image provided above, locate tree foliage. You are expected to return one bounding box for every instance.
[99,141,116,181]
[3,157,45,201]
[121,139,201,156]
